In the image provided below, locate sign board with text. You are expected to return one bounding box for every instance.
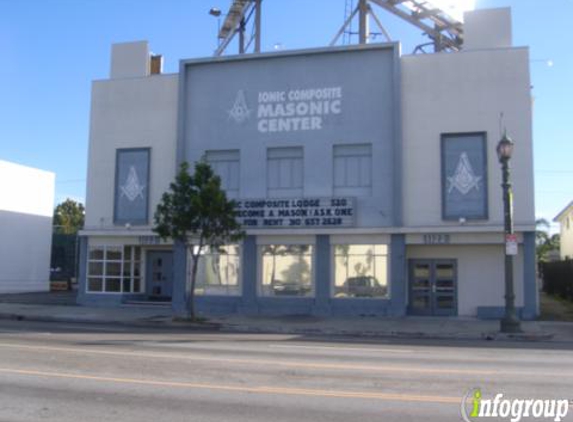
[423,234,451,245]
[505,234,518,256]
[235,197,355,229]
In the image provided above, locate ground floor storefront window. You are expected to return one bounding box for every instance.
[333,244,388,298]
[194,245,240,296]
[260,245,313,297]
[87,245,142,293]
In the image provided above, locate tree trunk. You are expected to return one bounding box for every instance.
[187,253,200,320]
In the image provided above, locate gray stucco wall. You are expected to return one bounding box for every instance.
[178,44,400,228]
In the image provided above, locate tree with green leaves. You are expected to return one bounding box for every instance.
[153,160,244,320]
[53,199,85,234]
[536,218,560,263]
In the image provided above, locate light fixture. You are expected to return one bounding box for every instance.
[209,7,222,17]
[496,132,514,162]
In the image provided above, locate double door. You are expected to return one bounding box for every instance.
[408,259,457,316]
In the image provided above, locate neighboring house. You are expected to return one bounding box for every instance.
[80,7,538,319]
[0,160,55,293]
[554,201,573,260]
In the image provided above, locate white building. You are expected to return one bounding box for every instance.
[80,7,538,319]
[0,160,55,293]
[554,201,573,260]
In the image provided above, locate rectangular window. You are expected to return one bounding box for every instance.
[206,150,240,198]
[260,245,313,297]
[114,148,150,225]
[333,144,372,196]
[267,147,303,197]
[87,245,142,293]
[441,133,488,220]
[333,244,389,298]
[195,245,241,296]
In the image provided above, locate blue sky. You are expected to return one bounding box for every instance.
[0,0,571,230]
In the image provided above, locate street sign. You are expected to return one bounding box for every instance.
[505,234,518,256]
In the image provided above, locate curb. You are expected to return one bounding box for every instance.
[0,312,222,331]
[219,323,556,342]
[0,312,558,342]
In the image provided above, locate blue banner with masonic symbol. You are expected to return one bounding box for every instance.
[441,133,488,220]
[114,148,150,225]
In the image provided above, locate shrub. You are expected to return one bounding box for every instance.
[542,260,573,300]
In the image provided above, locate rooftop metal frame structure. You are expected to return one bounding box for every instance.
[332,0,464,52]
[213,0,262,56]
[212,0,464,56]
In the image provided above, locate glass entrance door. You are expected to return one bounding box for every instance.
[408,259,457,316]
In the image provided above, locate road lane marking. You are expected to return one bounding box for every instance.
[0,341,567,378]
[0,367,459,404]
[268,344,414,353]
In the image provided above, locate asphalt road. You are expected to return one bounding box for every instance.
[0,320,571,422]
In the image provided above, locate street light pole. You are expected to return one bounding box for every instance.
[208,7,223,48]
[497,132,522,333]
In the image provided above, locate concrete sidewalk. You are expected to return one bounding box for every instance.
[1,300,572,342]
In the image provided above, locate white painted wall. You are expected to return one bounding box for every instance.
[407,244,524,317]
[556,206,573,259]
[110,41,150,79]
[401,47,535,229]
[87,40,177,232]
[464,8,512,50]
[85,73,178,230]
[0,160,55,293]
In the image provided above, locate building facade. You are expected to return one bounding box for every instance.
[80,8,538,319]
[554,201,573,260]
[0,160,55,293]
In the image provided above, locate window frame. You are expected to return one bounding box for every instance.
[86,245,143,294]
[205,149,240,197]
[266,146,304,197]
[330,243,391,300]
[332,143,373,195]
[258,243,315,298]
[192,245,242,297]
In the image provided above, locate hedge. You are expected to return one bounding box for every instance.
[542,259,573,300]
